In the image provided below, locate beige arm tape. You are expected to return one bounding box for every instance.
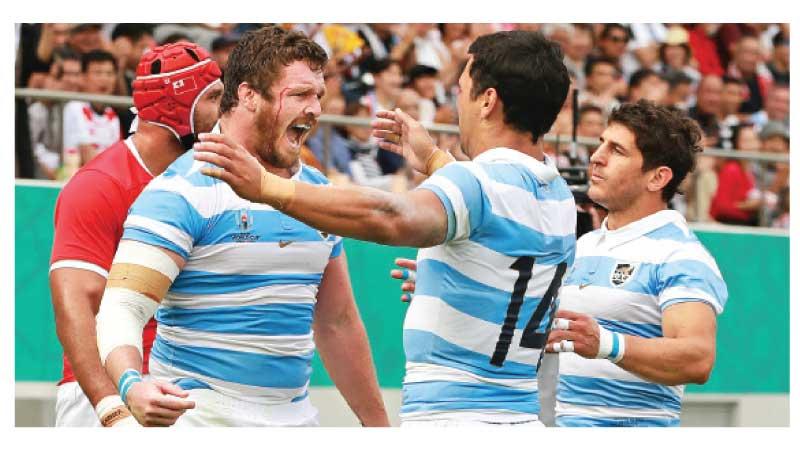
[95,395,138,427]
[424,149,456,176]
[258,166,297,210]
[96,240,180,364]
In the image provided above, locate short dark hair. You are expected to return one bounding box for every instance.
[585,56,617,78]
[53,46,81,64]
[628,68,660,89]
[111,23,153,43]
[220,26,328,114]
[81,49,117,72]
[722,75,745,86]
[578,103,604,120]
[608,100,703,202]
[600,23,630,41]
[368,58,400,75]
[773,31,789,48]
[663,70,693,90]
[467,30,569,143]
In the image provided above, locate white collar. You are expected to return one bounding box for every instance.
[125,137,153,177]
[598,209,689,248]
[472,147,559,184]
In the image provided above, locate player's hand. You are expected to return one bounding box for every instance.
[545,309,601,358]
[194,133,267,203]
[390,258,417,303]
[124,379,195,427]
[372,108,438,174]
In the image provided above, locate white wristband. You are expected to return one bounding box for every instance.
[95,394,138,427]
[596,326,625,363]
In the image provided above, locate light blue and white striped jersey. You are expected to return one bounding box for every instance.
[403,148,576,422]
[555,209,728,426]
[121,145,342,405]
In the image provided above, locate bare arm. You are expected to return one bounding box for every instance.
[50,268,118,407]
[313,253,389,426]
[616,302,717,385]
[548,302,717,386]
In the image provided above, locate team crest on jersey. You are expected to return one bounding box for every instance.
[610,262,637,287]
[232,208,260,242]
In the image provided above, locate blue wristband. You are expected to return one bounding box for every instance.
[118,369,143,405]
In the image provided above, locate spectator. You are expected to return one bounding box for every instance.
[361,58,403,116]
[344,100,401,191]
[110,24,155,95]
[772,187,789,229]
[67,23,107,56]
[210,33,240,71]
[627,68,667,103]
[406,64,439,123]
[750,83,790,130]
[718,76,747,148]
[591,23,637,79]
[709,124,764,226]
[627,23,668,72]
[355,24,400,77]
[767,31,789,84]
[396,88,422,121]
[572,103,606,164]
[563,24,594,90]
[662,70,694,110]
[758,121,790,221]
[688,75,724,146]
[160,32,192,45]
[28,47,82,180]
[579,56,621,115]
[306,96,353,178]
[727,35,773,114]
[61,49,120,175]
[25,23,75,89]
[657,26,701,84]
[687,23,725,77]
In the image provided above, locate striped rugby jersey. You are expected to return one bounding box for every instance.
[555,209,728,426]
[121,145,342,405]
[403,148,576,423]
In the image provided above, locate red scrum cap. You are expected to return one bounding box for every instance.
[132,42,222,149]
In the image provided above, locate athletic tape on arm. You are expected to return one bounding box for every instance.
[96,240,180,363]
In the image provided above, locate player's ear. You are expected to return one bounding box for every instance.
[237,82,258,112]
[647,166,673,194]
[479,87,498,120]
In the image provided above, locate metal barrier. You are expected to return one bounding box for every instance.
[15,88,790,226]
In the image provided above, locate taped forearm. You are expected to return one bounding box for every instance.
[96,240,179,363]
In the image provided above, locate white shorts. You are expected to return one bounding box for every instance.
[401,411,544,427]
[401,418,544,427]
[54,381,100,427]
[174,389,320,427]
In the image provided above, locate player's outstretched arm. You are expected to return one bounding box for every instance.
[547,303,717,386]
[314,253,390,426]
[50,268,137,426]
[194,133,450,248]
[97,240,196,426]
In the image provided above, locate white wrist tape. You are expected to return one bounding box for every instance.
[95,394,137,427]
[96,240,179,364]
[596,326,625,363]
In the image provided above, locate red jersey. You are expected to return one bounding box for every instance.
[50,137,157,385]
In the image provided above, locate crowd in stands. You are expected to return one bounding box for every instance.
[14,23,790,229]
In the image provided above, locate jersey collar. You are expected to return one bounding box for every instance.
[125,137,153,177]
[597,209,689,248]
[472,147,559,184]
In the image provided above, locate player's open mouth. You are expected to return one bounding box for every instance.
[286,121,313,148]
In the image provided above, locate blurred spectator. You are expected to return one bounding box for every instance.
[25,23,75,89]
[767,31,789,84]
[355,24,400,77]
[396,88,422,121]
[68,23,107,55]
[710,124,764,225]
[563,24,594,89]
[662,70,694,110]
[110,24,155,95]
[577,104,605,139]
[758,121,790,222]
[772,187,789,229]
[689,75,723,145]
[579,56,621,115]
[627,68,667,103]
[687,23,725,77]
[657,26,701,84]
[61,50,120,175]
[306,96,353,177]
[160,32,192,45]
[345,101,401,190]
[210,33,240,71]
[28,47,82,180]
[390,23,449,73]
[406,64,439,123]
[718,76,747,148]
[592,23,637,79]
[362,58,403,116]
[628,23,668,72]
[750,83,790,130]
[727,35,773,114]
